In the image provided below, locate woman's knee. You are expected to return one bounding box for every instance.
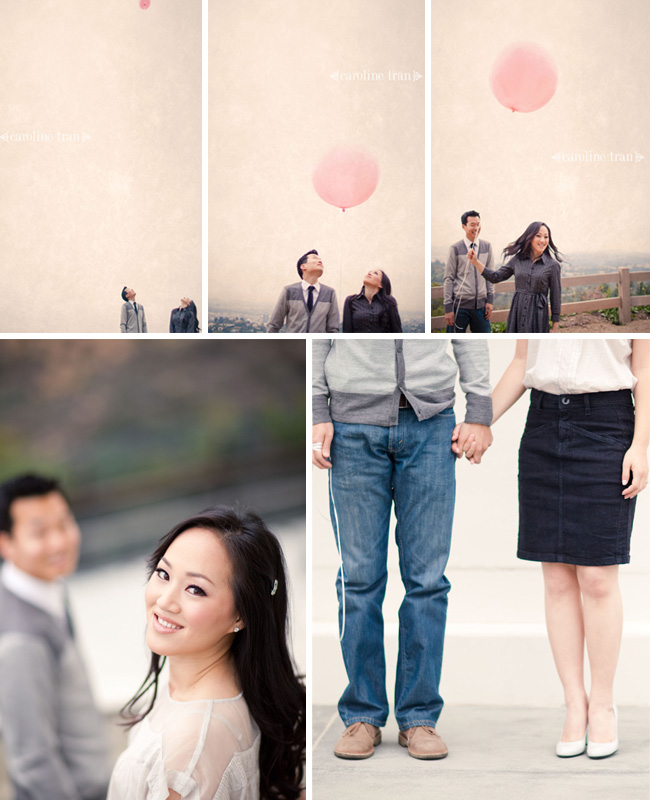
[576,566,619,600]
[542,563,578,597]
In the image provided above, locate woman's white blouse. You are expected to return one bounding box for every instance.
[524,339,637,395]
[108,686,260,800]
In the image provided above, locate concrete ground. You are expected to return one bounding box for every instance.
[312,705,650,800]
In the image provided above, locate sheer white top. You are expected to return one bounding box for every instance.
[108,686,260,800]
[524,339,636,395]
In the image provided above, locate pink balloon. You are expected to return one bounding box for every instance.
[490,42,558,113]
[312,146,379,211]
[140,0,150,8]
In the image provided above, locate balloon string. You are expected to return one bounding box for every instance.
[339,209,345,315]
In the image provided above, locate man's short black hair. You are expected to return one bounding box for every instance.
[121,286,129,301]
[461,210,480,226]
[0,474,68,535]
[296,250,319,279]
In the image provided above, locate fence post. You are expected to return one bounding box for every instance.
[618,267,631,324]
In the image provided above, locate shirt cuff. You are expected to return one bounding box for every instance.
[463,393,493,426]
[444,303,454,314]
[312,395,332,425]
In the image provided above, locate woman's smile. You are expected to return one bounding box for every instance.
[152,611,184,633]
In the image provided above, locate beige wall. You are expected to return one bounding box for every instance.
[431,0,650,256]
[0,0,202,333]
[209,0,425,320]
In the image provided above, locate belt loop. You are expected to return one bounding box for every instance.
[584,394,591,416]
[535,390,543,411]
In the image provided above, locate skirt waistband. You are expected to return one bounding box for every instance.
[530,388,633,410]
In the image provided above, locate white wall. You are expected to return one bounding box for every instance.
[312,338,650,706]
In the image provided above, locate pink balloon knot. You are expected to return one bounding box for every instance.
[140,0,150,8]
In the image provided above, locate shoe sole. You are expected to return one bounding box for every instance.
[587,750,618,760]
[398,739,448,760]
[334,750,376,760]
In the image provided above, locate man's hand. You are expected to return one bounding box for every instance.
[445,312,455,327]
[485,303,493,320]
[312,423,334,469]
[451,423,493,464]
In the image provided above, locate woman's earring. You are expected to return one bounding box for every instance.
[233,627,240,633]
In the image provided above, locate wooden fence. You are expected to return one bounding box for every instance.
[431,267,650,330]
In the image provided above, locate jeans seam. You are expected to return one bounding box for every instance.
[342,716,385,728]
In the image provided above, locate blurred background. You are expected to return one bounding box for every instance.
[0,340,306,797]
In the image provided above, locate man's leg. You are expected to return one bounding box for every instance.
[469,307,491,333]
[329,420,393,729]
[391,408,456,731]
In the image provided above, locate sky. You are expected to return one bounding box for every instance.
[209,0,425,319]
[0,0,201,333]
[431,0,650,260]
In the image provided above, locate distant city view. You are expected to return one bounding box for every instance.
[208,307,425,333]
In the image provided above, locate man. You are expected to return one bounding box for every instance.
[267,249,340,333]
[0,475,112,800]
[444,210,495,333]
[312,340,492,761]
[120,286,148,333]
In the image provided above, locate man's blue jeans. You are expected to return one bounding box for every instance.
[445,306,491,333]
[329,407,456,731]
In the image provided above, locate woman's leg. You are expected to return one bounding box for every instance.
[541,562,588,740]
[576,565,622,743]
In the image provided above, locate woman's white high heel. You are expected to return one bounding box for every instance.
[587,706,618,759]
[556,732,587,758]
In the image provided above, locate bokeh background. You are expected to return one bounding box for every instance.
[0,1,201,333]
[0,340,306,795]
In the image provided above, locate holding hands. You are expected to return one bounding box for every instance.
[451,423,493,464]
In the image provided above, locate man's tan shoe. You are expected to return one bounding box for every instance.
[334,722,382,759]
[398,726,448,760]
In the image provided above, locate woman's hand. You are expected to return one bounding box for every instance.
[467,249,485,273]
[312,423,334,469]
[622,443,649,499]
[451,422,493,464]
[551,321,559,333]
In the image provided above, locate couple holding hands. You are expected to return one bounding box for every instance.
[312,338,648,762]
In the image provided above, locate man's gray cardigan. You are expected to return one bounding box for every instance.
[444,239,495,313]
[312,339,492,427]
[0,581,111,800]
[267,282,340,333]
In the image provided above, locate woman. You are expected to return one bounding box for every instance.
[170,298,200,333]
[342,269,402,333]
[109,507,305,799]
[480,340,648,759]
[467,221,562,332]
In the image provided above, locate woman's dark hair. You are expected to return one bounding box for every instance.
[503,221,563,263]
[188,301,200,333]
[379,270,392,296]
[121,506,305,800]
